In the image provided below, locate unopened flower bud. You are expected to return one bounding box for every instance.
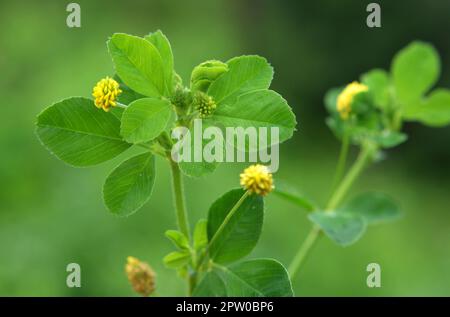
[191,60,228,92]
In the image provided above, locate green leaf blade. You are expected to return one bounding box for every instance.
[207,189,264,264]
[36,97,130,167]
[163,250,191,269]
[371,131,408,148]
[103,153,156,217]
[208,55,273,105]
[273,180,317,211]
[392,41,440,105]
[342,192,401,225]
[309,211,366,246]
[145,30,174,95]
[120,98,172,144]
[212,90,297,150]
[403,89,450,127]
[361,69,390,109]
[194,259,293,297]
[108,33,165,97]
[193,219,208,251]
[165,230,190,250]
[177,121,221,178]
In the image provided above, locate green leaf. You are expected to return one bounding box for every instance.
[207,189,264,264]
[145,30,174,95]
[392,41,440,105]
[361,69,390,109]
[309,211,366,246]
[165,230,190,250]
[371,130,408,148]
[177,121,221,178]
[120,97,172,144]
[108,33,165,97]
[193,219,208,251]
[342,192,401,225]
[36,97,130,167]
[192,271,227,296]
[114,74,145,106]
[273,180,317,211]
[163,250,191,269]
[179,160,219,178]
[211,90,296,151]
[103,153,156,216]
[194,259,293,297]
[208,55,273,105]
[403,89,450,127]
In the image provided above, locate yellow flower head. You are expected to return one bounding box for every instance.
[240,164,274,196]
[92,77,122,112]
[125,256,156,297]
[337,81,368,120]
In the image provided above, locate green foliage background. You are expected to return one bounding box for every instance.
[1,0,450,296]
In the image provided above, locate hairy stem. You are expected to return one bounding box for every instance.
[288,144,374,280]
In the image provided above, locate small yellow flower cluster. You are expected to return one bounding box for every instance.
[92,77,122,112]
[240,164,274,196]
[337,81,368,120]
[125,256,156,297]
[195,92,217,118]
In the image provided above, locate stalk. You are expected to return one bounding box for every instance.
[331,132,349,191]
[288,145,374,280]
[167,155,194,295]
[168,157,191,239]
[206,191,250,253]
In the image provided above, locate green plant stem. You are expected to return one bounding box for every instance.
[287,225,320,279]
[167,155,193,296]
[288,145,374,280]
[188,271,197,296]
[331,133,349,191]
[168,157,191,240]
[326,144,372,210]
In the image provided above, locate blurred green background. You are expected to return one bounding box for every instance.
[1,0,450,296]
